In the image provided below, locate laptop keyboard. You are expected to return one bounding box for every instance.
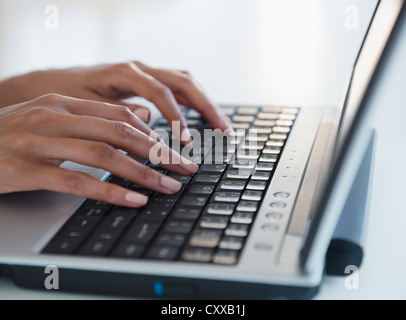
[43,106,298,265]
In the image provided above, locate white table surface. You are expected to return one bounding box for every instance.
[1,0,406,300]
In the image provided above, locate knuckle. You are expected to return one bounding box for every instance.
[115,106,134,123]
[114,62,132,72]
[114,121,133,139]
[90,142,116,163]
[64,173,84,192]
[154,83,172,99]
[139,164,155,182]
[37,93,65,105]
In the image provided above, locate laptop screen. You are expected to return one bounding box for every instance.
[302,0,405,270]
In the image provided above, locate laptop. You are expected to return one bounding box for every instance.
[0,0,404,299]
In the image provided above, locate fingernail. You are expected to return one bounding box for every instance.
[181,128,192,143]
[125,192,148,206]
[160,175,182,193]
[134,108,150,123]
[180,157,199,173]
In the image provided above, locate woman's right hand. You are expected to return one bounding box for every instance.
[0,94,198,207]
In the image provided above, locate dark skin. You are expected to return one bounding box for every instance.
[0,61,232,207]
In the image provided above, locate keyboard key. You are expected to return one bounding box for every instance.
[279,113,296,120]
[272,126,291,133]
[252,171,271,180]
[110,243,146,258]
[266,140,285,147]
[237,107,259,115]
[246,180,267,190]
[167,174,192,185]
[75,207,109,218]
[276,119,294,127]
[236,201,258,212]
[256,162,274,171]
[231,123,250,130]
[241,190,263,201]
[231,160,256,170]
[217,181,246,191]
[163,220,194,234]
[172,207,202,220]
[137,205,171,222]
[259,154,278,162]
[205,203,235,215]
[232,115,255,123]
[213,250,238,265]
[257,112,279,120]
[145,245,179,260]
[236,150,261,160]
[269,133,288,140]
[225,224,249,237]
[77,238,115,256]
[189,230,222,247]
[262,147,281,155]
[246,134,269,142]
[198,164,227,173]
[249,127,273,134]
[155,234,187,246]
[122,222,160,243]
[67,216,100,230]
[181,196,208,207]
[282,107,299,114]
[199,216,229,229]
[187,184,215,195]
[242,142,265,150]
[182,248,213,262]
[192,174,221,184]
[96,210,137,233]
[219,237,244,250]
[221,108,235,116]
[107,175,131,188]
[261,106,281,113]
[82,199,113,211]
[213,192,241,203]
[225,169,252,179]
[231,212,254,224]
[254,120,276,127]
[43,238,82,254]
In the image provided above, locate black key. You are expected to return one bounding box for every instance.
[43,238,82,254]
[82,199,113,211]
[137,205,171,222]
[145,246,179,260]
[167,174,192,185]
[181,196,208,207]
[75,207,109,218]
[110,243,145,258]
[154,234,187,247]
[219,236,244,250]
[231,212,254,224]
[187,185,215,195]
[150,194,178,208]
[77,238,114,256]
[67,216,100,230]
[198,164,227,173]
[213,250,239,265]
[225,169,252,179]
[225,224,249,237]
[122,222,160,243]
[128,186,154,196]
[256,163,274,171]
[163,220,194,234]
[199,216,229,229]
[106,175,131,188]
[172,207,202,220]
[96,210,136,233]
[191,174,221,184]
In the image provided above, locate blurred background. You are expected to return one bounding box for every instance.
[2,0,406,299]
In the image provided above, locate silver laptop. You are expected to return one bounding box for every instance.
[0,0,403,299]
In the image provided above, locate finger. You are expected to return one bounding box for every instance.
[74,89,151,123]
[111,63,192,144]
[30,162,150,207]
[18,133,188,195]
[133,62,233,132]
[24,95,160,143]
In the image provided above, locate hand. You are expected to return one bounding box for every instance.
[0,94,198,207]
[0,62,232,142]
